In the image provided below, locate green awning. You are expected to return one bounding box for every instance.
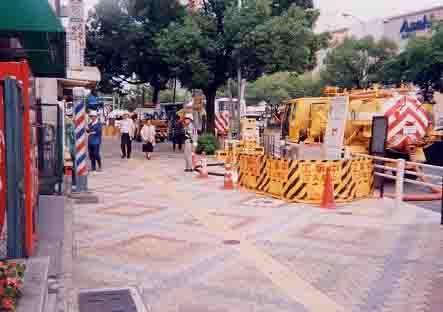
[0,0,66,78]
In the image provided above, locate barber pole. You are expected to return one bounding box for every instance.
[73,87,88,191]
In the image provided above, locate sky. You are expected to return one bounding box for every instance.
[84,0,443,30]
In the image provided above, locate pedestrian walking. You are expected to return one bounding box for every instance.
[183,113,198,172]
[172,115,184,152]
[87,110,103,171]
[141,119,156,159]
[119,111,135,159]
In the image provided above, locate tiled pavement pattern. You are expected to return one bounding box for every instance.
[72,139,443,312]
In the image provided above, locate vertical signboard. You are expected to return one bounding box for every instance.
[324,96,349,160]
[69,0,85,70]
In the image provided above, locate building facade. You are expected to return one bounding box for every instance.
[326,5,443,49]
[383,6,443,49]
[316,5,443,72]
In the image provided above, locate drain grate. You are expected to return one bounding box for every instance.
[74,195,100,205]
[338,211,353,215]
[223,240,241,245]
[79,289,137,312]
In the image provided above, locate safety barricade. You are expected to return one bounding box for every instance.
[238,155,374,204]
[216,150,229,162]
[238,154,266,190]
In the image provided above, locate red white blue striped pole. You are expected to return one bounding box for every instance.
[73,87,88,191]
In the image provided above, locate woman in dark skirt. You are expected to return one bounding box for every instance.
[140,119,156,159]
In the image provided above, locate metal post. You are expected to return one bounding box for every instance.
[56,104,64,195]
[236,0,242,140]
[395,159,405,208]
[73,87,88,192]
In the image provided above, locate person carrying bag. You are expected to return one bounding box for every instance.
[141,119,156,159]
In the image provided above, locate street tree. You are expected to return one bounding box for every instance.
[246,72,323,105]
[321,36,398,89]
[86,0,185,103]
[271,0,313,15]
[381,25,443,102]
[156,0,326,132]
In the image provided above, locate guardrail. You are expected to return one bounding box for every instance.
[352,152,443,225]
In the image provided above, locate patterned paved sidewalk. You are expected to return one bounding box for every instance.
[72,140,443,312]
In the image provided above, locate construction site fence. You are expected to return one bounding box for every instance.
[238,154,374,204]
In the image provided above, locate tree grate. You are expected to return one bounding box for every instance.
[78,289,138,312]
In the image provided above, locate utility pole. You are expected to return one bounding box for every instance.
[236,0,243,139]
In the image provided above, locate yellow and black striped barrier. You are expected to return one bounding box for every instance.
[238,154,266,190]
[238,155,374,204]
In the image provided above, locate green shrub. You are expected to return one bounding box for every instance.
[196,133,218,155]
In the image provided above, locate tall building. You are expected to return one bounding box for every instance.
[383,6,443,49]
[316,5,443,72]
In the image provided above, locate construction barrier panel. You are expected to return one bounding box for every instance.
[238,154,266,190]
[238,155,374,204]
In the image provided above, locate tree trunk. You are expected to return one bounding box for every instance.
[204,88,217,135]
[152,87,160,106]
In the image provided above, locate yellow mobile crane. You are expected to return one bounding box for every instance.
[281,86,435,158]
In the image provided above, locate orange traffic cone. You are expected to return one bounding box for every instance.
[320,167,336,209]
[223,163,235,190]
[197,152,209,179]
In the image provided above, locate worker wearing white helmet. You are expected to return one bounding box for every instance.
[183,113,198,172]
[87,110,103,171]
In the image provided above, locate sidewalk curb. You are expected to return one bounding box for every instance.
[63,197,75,312]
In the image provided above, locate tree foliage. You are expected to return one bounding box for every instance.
[271,0,313,15]
[86,0,185,102]
[381,25,443,102]
[246,72,323,105]
[156,0,326,131]
[321,36,398,89]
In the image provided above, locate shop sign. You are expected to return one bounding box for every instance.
[400,15,432,39]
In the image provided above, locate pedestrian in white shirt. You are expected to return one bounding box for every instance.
[140,119,156,159]
[183,113,198,172]
[119,111,135,159]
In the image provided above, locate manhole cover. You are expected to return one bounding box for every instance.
[79,289,137,312]
[74,195,99,205]
[338,211,353,215]
[223,240,241,245]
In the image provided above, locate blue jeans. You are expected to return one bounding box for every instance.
[88,144,102,171]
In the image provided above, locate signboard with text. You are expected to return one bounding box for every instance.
[68,0,85,70]
[324,96,349,160]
